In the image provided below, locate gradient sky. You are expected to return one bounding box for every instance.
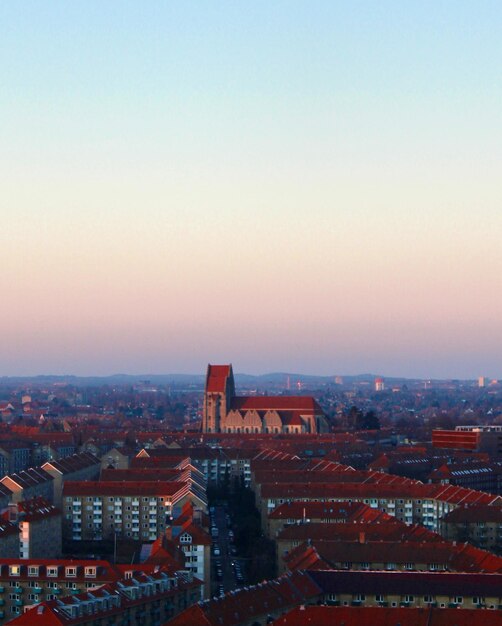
[1,1,501,378]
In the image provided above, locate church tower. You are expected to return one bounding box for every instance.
[202,364,235,433]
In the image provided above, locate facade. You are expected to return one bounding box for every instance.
[441,504,502,552]
[309,569,502,610]
[202,364,328,434]
[0,442,31,475]
[63,480,203,542]
[433,426,502,457]
[0,559,124,622]
[171,520,211,599]
[0,519,19,558]
[4,497,62,559]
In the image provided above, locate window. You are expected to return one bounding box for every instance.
[66,567,77,577]
[454,596,463,604]
[376,595,384,602]
[47,566,58,577]
[405,563,414,570]
[9,566,20,577]
[424,596,433,603]
[84,567,96,578]
[404,595,414,603]
[9,594,21,600]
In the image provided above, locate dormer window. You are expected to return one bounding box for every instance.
[28,566,39,577]
[66,567,77,577]
[9,565,20,577]
[179,533,192,544]
[84,566,96,578]
[47,567,58,577]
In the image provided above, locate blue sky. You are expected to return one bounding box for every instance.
[1,2,501,377]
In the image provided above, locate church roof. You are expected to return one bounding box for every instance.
[231,396,323,415]
[206,365,232,392]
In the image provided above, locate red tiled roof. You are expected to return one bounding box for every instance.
[231,396,323,414]
[272,606,502,626]
[63,480,187,497]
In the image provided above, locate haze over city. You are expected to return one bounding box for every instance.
[2,1,501,378]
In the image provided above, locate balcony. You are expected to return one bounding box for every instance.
[52,588,61,595]
[0,586,4,593]
[14,600,23,607]
[31,586,43,594]
[0,600,4,606]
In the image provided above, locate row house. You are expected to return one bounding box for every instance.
[8,569,202,626]
[42,452,100,507]
[0,467,53,504]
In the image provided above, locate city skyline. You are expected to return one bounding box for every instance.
[2,1,501,378]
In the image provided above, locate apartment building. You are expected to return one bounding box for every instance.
[0,483,12,510]
[3,497,62,559]
[272,606,502,626]
[0,442,31,475]
[257,480,502,532]
[171,520,211,599]
[309,569,502,610]
[0,559,124,621]
[63,481,199,542]
[267,501,391,538]
[8,568,202,626]
[441,504,502,552]
[0,467,53,504]
[0,519,19,559]
[279,530,502,575]
[164,570,322,626]
[42,452,100,507]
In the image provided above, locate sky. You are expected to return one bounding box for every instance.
[1,1,501,379]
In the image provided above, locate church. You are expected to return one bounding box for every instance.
[202,364,328,434]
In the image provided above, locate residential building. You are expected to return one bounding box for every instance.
[0,468,53,504]
[42,452,101,507]
[3,497,62,559]
[6,568,201,626]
